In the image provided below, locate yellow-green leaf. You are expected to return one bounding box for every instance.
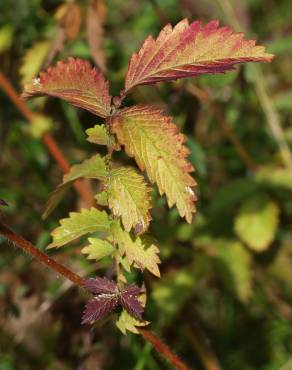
[81,237,114,260]
[111,221,160,277]
[86,124,116,147]
[106,167,151,233]
[20,41,51,86]
[234,194,280,252]
[49,208,110,248]
[0,25,13,53]
[110,105,196,223]
[116,310,149,335]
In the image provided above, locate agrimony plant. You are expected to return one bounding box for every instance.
[23,19,272,333]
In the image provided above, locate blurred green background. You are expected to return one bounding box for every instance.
[1,0,292,369]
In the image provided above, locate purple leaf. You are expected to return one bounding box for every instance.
[83,277,117,295]
[82,295,119,324]
[119,292,144,320]
[121,284,143,297]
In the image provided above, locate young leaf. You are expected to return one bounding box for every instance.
[111,221,160,277]
[82,295,119,324]
[48,208,110,248]
[116,310,149,335]
[109,105,196,223]
[82,278,144,324]
[106,167,151,233]
[234,194,280,252]
[82,237,115,260]
[125,19,273,92]
[86,124,116,147]
[22,57,111,118]
[43,155,107,218]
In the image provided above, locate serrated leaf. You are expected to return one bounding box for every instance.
[82,237,114,260]
[23,57,111,118]
[106,167,151,233]
[125,19,273,92]
[234,194,280,252]
[82,295,118,324]
[48,208,110,248]
[20,41,51,86]
[95,191,108,206]
[111,221,160,277]
[116,310,149,335]
[110,105,196,223]
[43,155,107,218]
[84,277,117,294]
[86,124,116,147]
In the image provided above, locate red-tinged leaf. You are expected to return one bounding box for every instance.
[22,57,111,118]
[124,19,273,92]
[82,295,118,324]
[109,105,196,223]
[83,277,117,295]
[121,284,143,297]
[120,292,144,320]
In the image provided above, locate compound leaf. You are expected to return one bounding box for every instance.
[82,295,118,324]
[48,208,110,248]
[23,57,111,118]
[116,310,149,335]
[86,124,116,147]
[82,237,115,260]
[106,166,151,233]
[111,221,160,277]
[125,19,273,92]
[83,276,117,294]
[234,194,280,252]
[110,105,196,223]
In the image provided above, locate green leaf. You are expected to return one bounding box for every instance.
[86,124,116,147]
[110,105,196,223]
[81,237,114,260]
[20,41,51,86]
[256,166,292,191]
[106,167,151,233]
[43,155,107,218]
[111,221,160,277]
[48,208,110,248]
[216,241,252,302]
[116,310,149,335]
[0,25,13,54]
[28,114,53,139]
[234,194,280,252]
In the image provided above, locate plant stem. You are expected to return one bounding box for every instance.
[0,220,192,370]
[0,72,94,206]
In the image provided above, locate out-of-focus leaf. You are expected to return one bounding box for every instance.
[256,166,292,191]
[0,25,13,53]
[48,208,110,248]
[216,241,252,302]
[125,19,273,92]
[106,167,151,233]
[28,114,53,139]
[111,221,160,277]
[81,237,114,260]
[274,90,292,111]
[234,194,280,252]
[23,58,112,118]
[110,105,196,223]
[209,178,259,213]
[20,41,51,86]
[86,0,106,72]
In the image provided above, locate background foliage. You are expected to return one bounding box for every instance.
[1,0,292,369]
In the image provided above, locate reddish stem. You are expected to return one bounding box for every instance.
[0,220,191,370]
[0,72,94,206]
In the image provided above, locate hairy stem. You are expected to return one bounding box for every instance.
[0,72,94,206]
[0,220,191,370]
